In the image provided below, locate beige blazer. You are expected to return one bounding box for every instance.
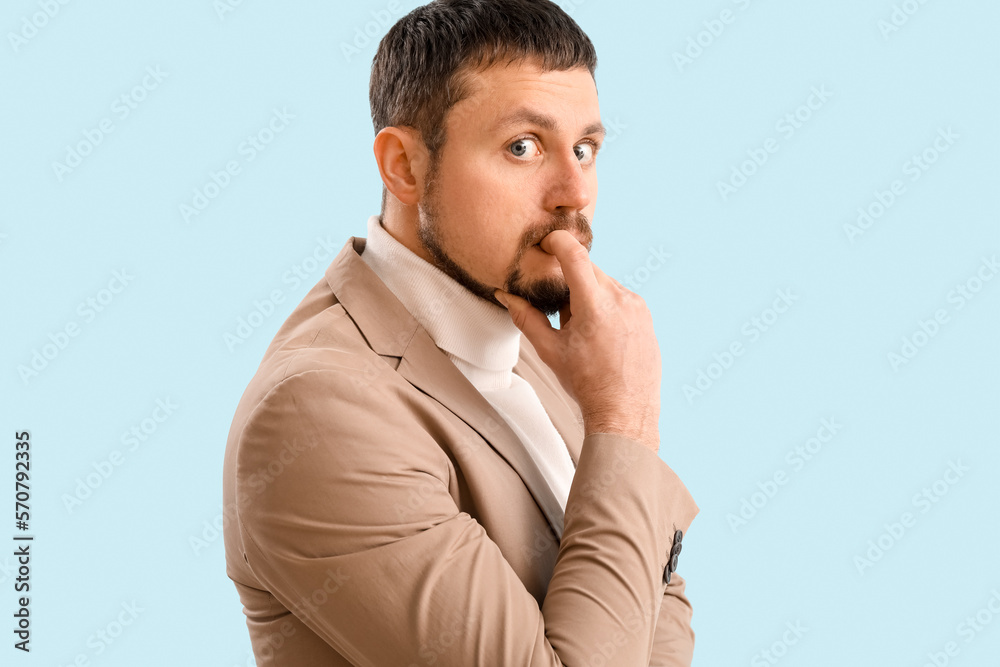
[223,235,700,666]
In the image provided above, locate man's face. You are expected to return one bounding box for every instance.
[415,60,603,317]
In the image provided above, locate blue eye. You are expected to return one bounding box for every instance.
[509,138,536,158]
[507,137,598,163]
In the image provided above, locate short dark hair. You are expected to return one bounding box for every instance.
[369,0,598,213]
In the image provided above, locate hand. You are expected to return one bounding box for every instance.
[494,230,662,453]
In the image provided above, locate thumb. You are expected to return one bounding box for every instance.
[494,289,557,353]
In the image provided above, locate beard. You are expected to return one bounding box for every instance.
[414,157,593,318]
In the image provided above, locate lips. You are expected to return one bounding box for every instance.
[527,226,591,254]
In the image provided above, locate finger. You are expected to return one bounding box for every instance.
[494,290,558,360]
[589,261,620,288]
[582,260,625,322]
[538,230,600,311]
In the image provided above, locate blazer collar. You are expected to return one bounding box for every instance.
[325,236,584,539]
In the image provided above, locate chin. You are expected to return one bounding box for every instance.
[520,246,563,275]
[507,275,570,318]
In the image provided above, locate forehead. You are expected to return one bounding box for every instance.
[449,60,600,133]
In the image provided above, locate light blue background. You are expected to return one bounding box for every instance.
[2,0,998,665]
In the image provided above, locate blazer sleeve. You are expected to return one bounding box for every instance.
[234,367,699,666]
[648,572,696,666]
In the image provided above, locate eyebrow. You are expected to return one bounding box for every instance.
[491,107,606,140]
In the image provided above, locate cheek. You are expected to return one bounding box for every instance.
[436,151,537,277]
[443,169,520,246]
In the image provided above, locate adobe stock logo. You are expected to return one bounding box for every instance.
[213,0,249,21]
[751,621,808,667]
[339,1,405,63]
[919,588,1000,667]
[57,600,145,665]
[7,0,73,53]
[178,108,295,223]
[557,0,590,15]
[672,0,761,73]
[619,245,671,293]
[683,288,799,404]
[17,269,135,385]
[843,126,958,244]
[51,66,168,183]
[727,417,843,533]
[716,86,833,202]
[887,254,997,371]
[223,235,340,351]
[853,460,968,575]
[877,0,934,41]
[61,398,179,513]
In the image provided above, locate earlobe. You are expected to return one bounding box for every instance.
[373,127,427,207]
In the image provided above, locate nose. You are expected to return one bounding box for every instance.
[544,147,591,212]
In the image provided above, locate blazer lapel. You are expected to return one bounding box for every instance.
[325,236,572,541]
[396,328,567,539]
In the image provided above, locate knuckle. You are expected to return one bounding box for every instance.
[627,290,648,309]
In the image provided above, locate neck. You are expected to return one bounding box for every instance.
[380,200,434,264]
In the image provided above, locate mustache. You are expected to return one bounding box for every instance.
[503,212,593,287]
[519,212,593,251]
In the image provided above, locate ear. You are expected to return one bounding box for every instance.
[373,127,430,207]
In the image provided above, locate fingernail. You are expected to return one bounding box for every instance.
[494,290,509,308]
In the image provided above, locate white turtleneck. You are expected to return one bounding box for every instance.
[359,214,577,537]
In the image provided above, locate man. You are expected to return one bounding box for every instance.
[222,1,699,664]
